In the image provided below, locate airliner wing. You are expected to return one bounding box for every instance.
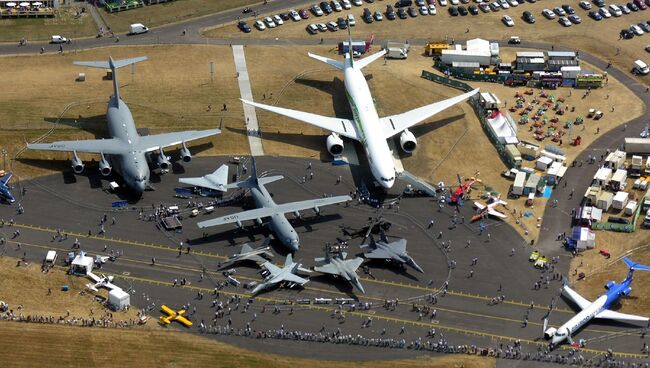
[595,309,650,323]
[487,208,507,219]
[27,139,127,155]
[179,165,228,192]
[380,89,479,139]
[562,285,592,310]
[197,195,350,228]
[240,99,359,140]
[135,128,221,152]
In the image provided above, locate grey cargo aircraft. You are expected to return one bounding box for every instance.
[27,57,221,194]
[197,158,351,252]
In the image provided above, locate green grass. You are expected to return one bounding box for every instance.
[0,7,96,42]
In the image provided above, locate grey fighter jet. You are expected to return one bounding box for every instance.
[360,231,424,273]
[314,251,365,293]
[217,241,274,269]
[251,253,310,295]
[197,158,351,252]
[179,164,229,192]
[26,57,221,195]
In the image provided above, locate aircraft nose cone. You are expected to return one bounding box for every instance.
[133,181,146,194]
[287,238,300,252]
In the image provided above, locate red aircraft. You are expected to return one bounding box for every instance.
[449,174,480,205]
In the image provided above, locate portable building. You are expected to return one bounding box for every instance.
[571,226,596,250]
[610,169,628,191]
[108,289,130,311]
[536,156,553,171]
[629,155,643,177]
[548,59,579,72]
[625,138,650,154]
[440,38,498,66]
[613,191,629,210]
[644,188,650,210]
[605,150,627,170]
[593,167,613,187]
[584,186,601,205]
[70,252,93,276]
[546,162,567,185]
[540,149,566,163]
[505,144,522,167]
[560,66,582,79]
[512,171,527,196]
[518,141,540,159]
[479,92,501,110]
[524,174,542,195]
[645,157,650,175]
[625,200,638,216]
[596,192,614,211]
[547,51,577,60]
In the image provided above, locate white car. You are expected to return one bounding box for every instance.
[502,14,515,26]
[558,16,572,27]
[332,0,343,11]
[507,0,518,7]
[542,8,556,19]
[631,24,645,35]
[420,5,429,14]
[450,0,459,5]
[553,6,566,16]
[352,0,362,5]
[609,4,622,16]
[255,20,266,30]
[429,4,437,13]
[341,0,352,9]
[289,9,301,21]
[317,23,328,31]
[579,1,592,9]
[273,15,284,25]
[439,0,448,5]
[312,4,324,16]
[498,0,510,9]
[264,16,276,28]
[347,13,356,26]
[599,7,612,17]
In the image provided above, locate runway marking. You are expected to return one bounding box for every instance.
[233,44,264,157]
[110,272,649,359]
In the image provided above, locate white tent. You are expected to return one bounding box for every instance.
[108,289,130,311]
[70,252,93,275]
[486,110,518,145]
[571,226,596,250]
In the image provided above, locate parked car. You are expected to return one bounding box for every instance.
[352,0,363,5]
[523,10,535,22]
[419,5,429,13]
[238,21,251,33]
[502,14,515,25]
[311,4,324,16]
[331,0,343,11]
[561,4,576,14]
[386,4,397,18]
[320,1,334,13]
[395,0,413,6]
[589,10,603,19]
[306,23,319,34]
[507,0,518,6]
[498,0,510,8]
[599,7,612,17]
[629,2,640,11]
[347,13,356,25]
[631,23,645,34]
[272,14,284,25]
[299,9,310,18]
[264,16,276,28]
[568,14,582,23]
[317,23,328,31]
[458,5,468,14]
[374,10,384,19]
[593,0,605,6]
[542,8,556,18]
[326,21,338,31]
[449,5,460,14]
[254,20,266,30]
[337,17,348,28]
[490,2,501,11]
[645,44,650,52]
[408,6,419,15]
[636,0,648,9]
[558,16,572,26]
[280,13,290,21]
[341,0,352,9]
[621,28,635,38]
[479,2,491,12]
[639,22,650,32]
[439,0,448,5]
[397,7,408,17]
[429,4,438,13]
[621,4,631,13]
[553,6,566,15]
[289,9,301,21]
[609,4,623,16]
[579,1,592,9]
[468,4,479,14]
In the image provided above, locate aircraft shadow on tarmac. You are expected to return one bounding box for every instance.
[308,274,361,300]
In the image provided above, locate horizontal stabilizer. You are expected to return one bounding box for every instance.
[74,56,148,70]
[623,257,650,271]
[307,52,345,70]
[354,49,387,70]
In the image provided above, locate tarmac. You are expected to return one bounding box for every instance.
[0,155,647,362]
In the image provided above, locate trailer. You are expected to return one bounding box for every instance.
[630,155,643,177]
[524,174,542,195]
[612,191,629,211]
[605,150,627,170]
[625,200,638,215]
[505,144,522,168]
[625,138,650,154]
[386,42,409,59]
[512,171,527,197]
[610,169,628,191]
[596,192,613,211]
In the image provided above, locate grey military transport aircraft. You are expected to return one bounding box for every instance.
[27,57,221,195]
[197,158,351,252]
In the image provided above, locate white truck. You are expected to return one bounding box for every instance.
[129,23,149,35]
[625,138,650,154]
[386,42,409,59]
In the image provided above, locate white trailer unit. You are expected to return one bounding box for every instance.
[593,167,613,187]
[524,174,541,195]
[610,169,628,191]
[512,171,527,196]
[630,155,643,177]
[613,191,629,210]
[596,192,613,211]
[625,138,650,154]
[625,200,638,215]
[536,156,553,171]
[605,150,627,170]
[386,42,409,59]
[108,288,130,311]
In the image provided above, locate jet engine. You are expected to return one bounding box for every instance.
[180,143,192,163]
[157,148,171,171]
[399,129,417,153]
[326,133,344,156]
[544,327,557,340]
[605,281,616,289]
[71,151,84,174]
[99,154,112,176]
[622,286,632,296]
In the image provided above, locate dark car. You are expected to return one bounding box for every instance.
[337,17,348,28]
[621,29,635,39]
[386,5,397,19]
[568,14,582,23]
[363,8,373,22]
[639,22,650,31]
[397,7,408,17]
[628,2,640,10]
[523,10,535,22]
[458,5,468,15]
[449,6,459,15]
[593,0,605,7]
[527,0,537,3]
[561,4,576,14]
[299,9,310,19]
[589,10,602,19]
[468,5,479,14]
[408,6,418,16]
[237,21,251,33]
[280,13,291,20]
[395,0,413,7]
[320,1,334,13]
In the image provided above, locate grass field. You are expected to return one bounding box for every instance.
[102,0,259,33]
[0,7,96,42]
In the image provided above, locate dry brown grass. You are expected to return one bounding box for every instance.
[0,6,96,42]
[0,45,249,178]
[0,322,495,368]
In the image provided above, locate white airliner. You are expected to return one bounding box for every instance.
[242,30,478,189]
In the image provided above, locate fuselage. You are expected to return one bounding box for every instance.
[250,182,300,251]
[106,97,150,193]
[343,62,396,188]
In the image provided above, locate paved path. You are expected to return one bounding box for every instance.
[87,3,109,34]
[232,45,264,157]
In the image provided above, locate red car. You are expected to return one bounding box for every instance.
[635,0,647,9]
[299,8,310,18]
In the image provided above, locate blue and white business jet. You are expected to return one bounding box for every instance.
[544,257,650,348]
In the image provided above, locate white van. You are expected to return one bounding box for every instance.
[634,60,650,75]
[609,4,622,16]
[129,23,149,35]
[50,35,68,44]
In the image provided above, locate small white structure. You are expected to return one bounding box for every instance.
[593,167,613,187]
[546,162,567,185]
[518,141,540,159]
[597,192,614,211]
[571,226,596,250]
[108,289,130,311]
[584,186,602,204]
[536,156,553,171]
[605,150,627,170]
[479,92,502,110]
[580,206,603,223]
[441,38,499,66]
[610,169,628,191]
[625,200,638,215]
[512,171,527,196]
[70,252,93,276]
[524,173,542,195]
[560,66,582,80]
[540,149,566,164]
[612,191,630,210]
[486,111,518,144]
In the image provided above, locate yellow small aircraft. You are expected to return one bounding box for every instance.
[159,305,193,327]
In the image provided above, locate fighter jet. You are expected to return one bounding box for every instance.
[471,195,507,222]
[26,57,221,195]
[251,253,310,295]
[197,158,351,252]
[314,250,365,293]
[217,241,274,269]
[360,231,424,273]
[179,164,229,192]
[0,172,15,203]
